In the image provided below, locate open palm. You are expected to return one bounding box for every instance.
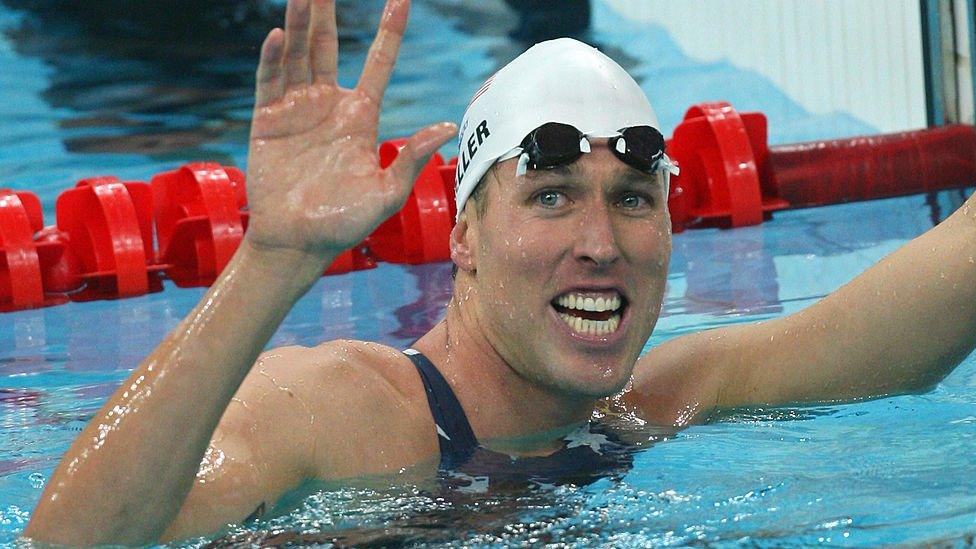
[244,0,456,257]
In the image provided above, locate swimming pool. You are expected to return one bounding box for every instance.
[2,0,976,546]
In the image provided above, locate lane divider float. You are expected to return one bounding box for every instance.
[2,102,975,312]
[666,101,976,229]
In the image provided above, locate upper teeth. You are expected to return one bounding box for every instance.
[555,294,622,312]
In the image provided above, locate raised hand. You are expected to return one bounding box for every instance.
[244,0,456,258]
[23,4,459,545]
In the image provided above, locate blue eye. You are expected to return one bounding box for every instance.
[619,193,647,209]
[536,191,565,208]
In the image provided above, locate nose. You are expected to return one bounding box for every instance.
[574,202,620,268]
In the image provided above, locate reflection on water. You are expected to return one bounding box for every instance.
[3,1,976,546]
[677,226,782,316]
[503,0,589,41]
[198,409,663,548]
[0,0,283,159]
[391,264,453,341]
[202,482,599,547]
[708,405,845,424]
[3,0,924,288]
[0,0,590,160]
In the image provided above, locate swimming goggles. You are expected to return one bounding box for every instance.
[499,122,679,177]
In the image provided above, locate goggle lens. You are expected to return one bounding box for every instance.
[521,123,585,169]
[517,123,667,174]
[609,126,666,172]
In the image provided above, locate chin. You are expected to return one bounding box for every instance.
[545,355,636,400]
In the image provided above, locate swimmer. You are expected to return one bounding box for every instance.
[24,0,976,544]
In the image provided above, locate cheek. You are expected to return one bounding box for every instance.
[626,219,672,266]
[483,222,561,271]
[476,229,561,326]
[625,223,671,315]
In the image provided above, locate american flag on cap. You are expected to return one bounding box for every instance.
[466,73,496,110]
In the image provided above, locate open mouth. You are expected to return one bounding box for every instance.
[551,291,627,337]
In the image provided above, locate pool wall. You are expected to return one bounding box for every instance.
[605,0,929,133]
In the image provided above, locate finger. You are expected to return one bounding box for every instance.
[356,0,409,105]
[255,29,286,108]
[386,122,458,198]
[282,0,312,90]
[309,0,339,85]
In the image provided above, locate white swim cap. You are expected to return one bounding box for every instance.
[454,38,661,220]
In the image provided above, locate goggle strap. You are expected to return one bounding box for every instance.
[498,148,523,163]
[515,152,530,177]
[660,153,680,176]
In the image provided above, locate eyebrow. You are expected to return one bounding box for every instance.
[522,165,574,180]
[523,164,661,189]
[619,170,662,188]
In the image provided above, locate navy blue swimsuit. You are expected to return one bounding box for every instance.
[204,350,639,547]
[403,349,634,491]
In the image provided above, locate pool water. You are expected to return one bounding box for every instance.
[2,0,976,546]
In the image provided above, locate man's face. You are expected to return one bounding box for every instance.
[460,142,672,400]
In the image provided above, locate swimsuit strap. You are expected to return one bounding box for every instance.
[404,349,479,469]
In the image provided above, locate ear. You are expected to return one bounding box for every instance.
[450,211,477,273]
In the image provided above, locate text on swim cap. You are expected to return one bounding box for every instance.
[456,120,491,186]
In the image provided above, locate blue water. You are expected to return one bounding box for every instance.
[2,0,975,546]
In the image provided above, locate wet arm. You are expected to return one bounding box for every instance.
[24,243,329,546]
[24,0,452,542]
[635,194,976,417]
[159,347,324,542]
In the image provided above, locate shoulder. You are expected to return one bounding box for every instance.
[245,339,422,397]
[242,340,438,478]
[627,319,801,425]
[625,329,735,426]
[307,339,428,396]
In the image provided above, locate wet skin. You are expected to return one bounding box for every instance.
[454,146,671,399]
[23,0,458,544]
[24,0,976,544]
[407,146,672,445]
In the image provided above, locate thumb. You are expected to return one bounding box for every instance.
[387,122,457,197]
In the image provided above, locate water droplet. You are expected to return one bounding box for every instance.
[28,472,45,489]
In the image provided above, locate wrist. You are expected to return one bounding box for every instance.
[234,238,336,297]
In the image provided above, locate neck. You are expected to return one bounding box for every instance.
[412,293,596,454]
